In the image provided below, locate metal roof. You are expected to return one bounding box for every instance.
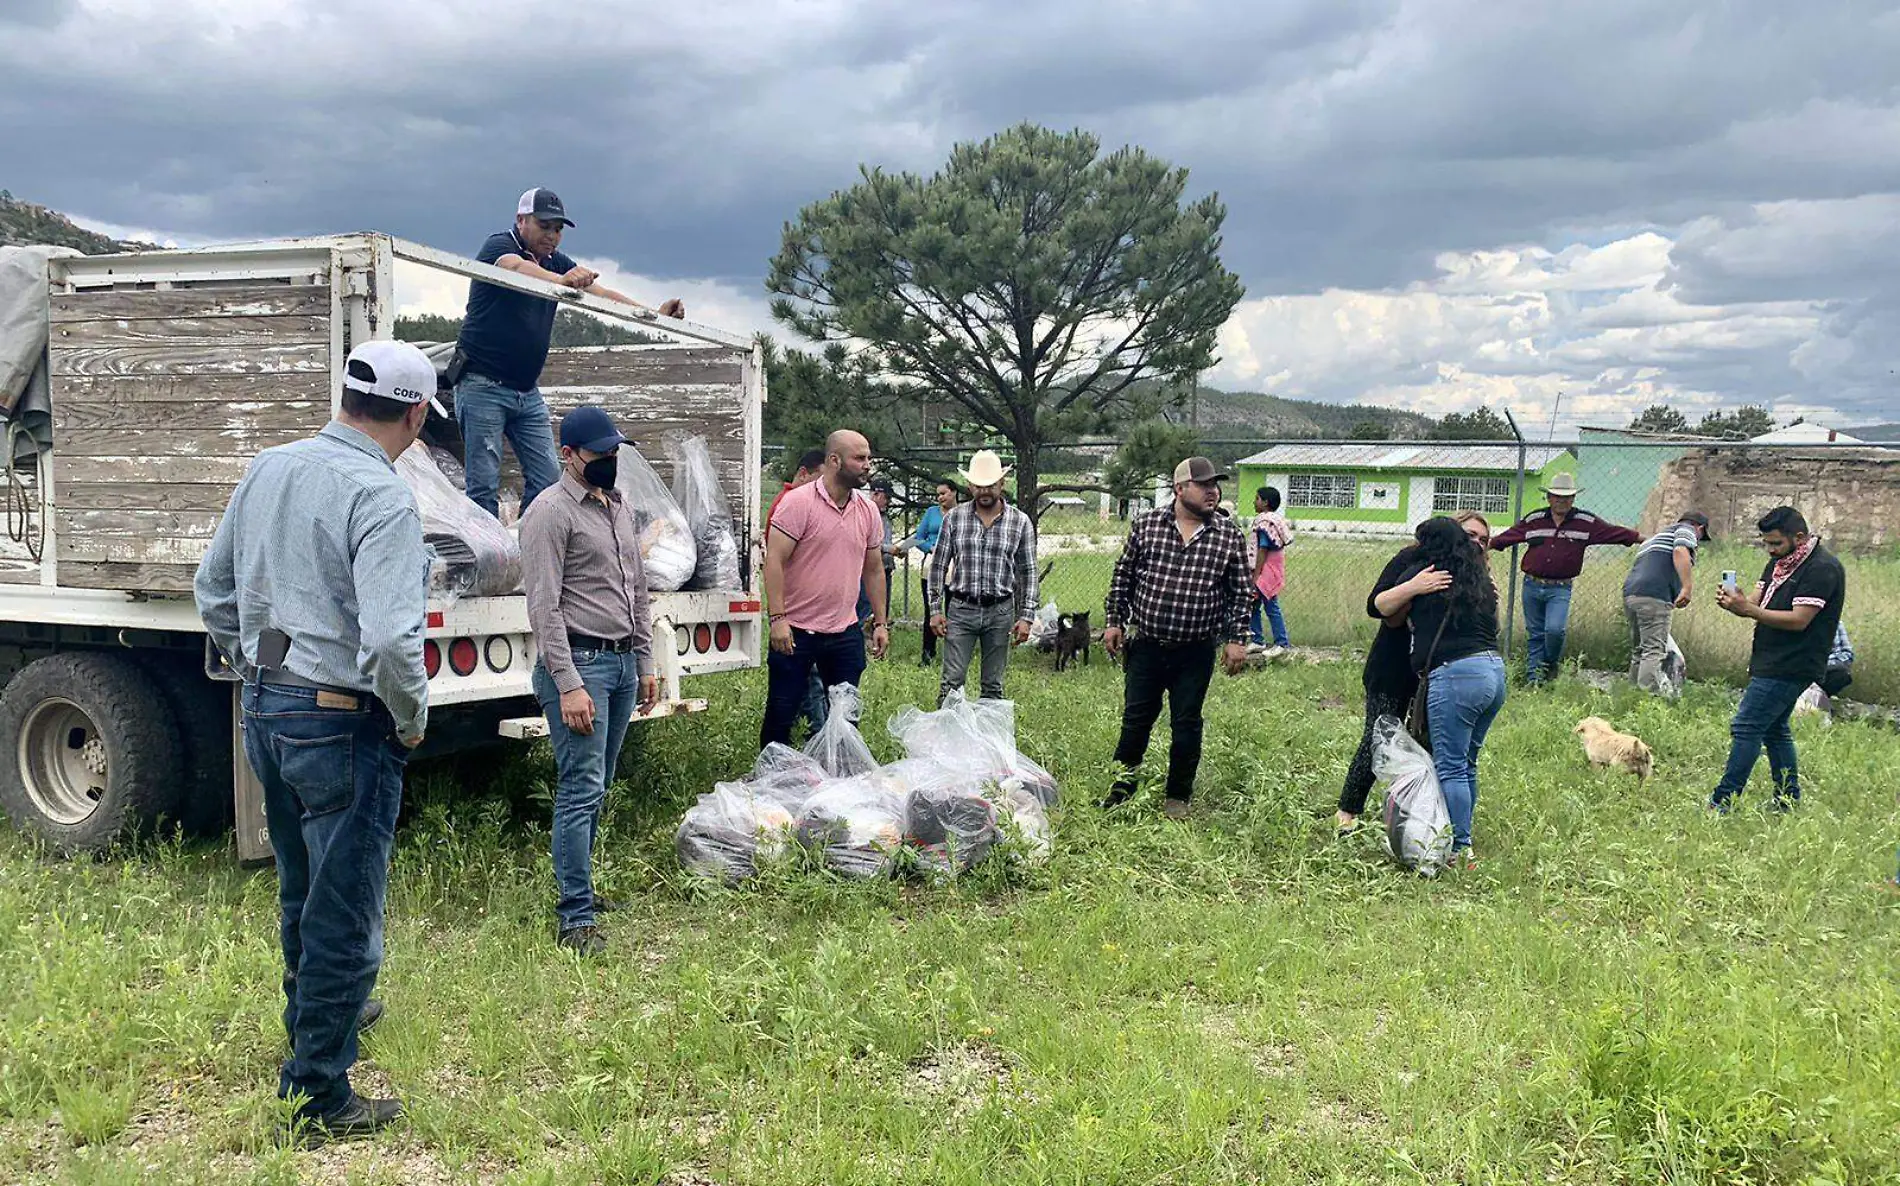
[1233,443,1570,472]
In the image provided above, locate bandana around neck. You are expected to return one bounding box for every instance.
[1763,536,1818,604]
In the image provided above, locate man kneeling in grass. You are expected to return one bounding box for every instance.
[1710,505,1846,814]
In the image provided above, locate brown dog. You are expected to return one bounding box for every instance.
[1574,716,1654,781]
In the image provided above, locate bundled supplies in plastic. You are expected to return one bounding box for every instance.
[668,434,743,591]
[616,443,696,592]
[676,781,799,883]
[1657,635,1687,699]
[1372,716,1451,875]
[802,684,878,778]
[796,771,906,879]
[1027,601,1061,650]
[394,442,521,603]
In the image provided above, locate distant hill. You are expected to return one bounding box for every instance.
[0,191,139,255]
[1849,423,1900,442]
[1190,385,1437,440]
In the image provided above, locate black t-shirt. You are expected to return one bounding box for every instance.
[1749,545,1846,684]
[455,230,579,392]
[1400,562,1500,674]
[1363,551,1419,696]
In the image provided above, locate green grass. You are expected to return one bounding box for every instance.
[6,640,1898,1183]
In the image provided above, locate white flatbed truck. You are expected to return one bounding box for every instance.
[0,233,764,861]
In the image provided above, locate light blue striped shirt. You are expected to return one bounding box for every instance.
[194,422,432,741]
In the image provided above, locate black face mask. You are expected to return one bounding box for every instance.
[581,455,618,490]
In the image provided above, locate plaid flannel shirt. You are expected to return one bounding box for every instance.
[928,502,1040,621]
[1105,507,1250,644]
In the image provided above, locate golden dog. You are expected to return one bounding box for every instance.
[1574,716,1654,781]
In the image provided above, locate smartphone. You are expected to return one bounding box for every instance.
[1720,570,1739,594]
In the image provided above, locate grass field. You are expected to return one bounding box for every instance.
[3,637,1899,1184]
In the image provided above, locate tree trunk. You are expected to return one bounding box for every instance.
[1012,436,1043,528]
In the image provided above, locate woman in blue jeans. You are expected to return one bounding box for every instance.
[1375,515,1506,865]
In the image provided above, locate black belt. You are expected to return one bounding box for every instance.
[1525,576,1574,586]
[569,633,638,653]
[949,592,1010,608]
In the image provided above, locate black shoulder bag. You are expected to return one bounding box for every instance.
[1404,609,1452,749]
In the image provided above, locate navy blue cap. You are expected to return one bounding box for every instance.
[559,406,628,453]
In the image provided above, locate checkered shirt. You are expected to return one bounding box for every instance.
[1105,507,1250,644]
[927,502,1040,620]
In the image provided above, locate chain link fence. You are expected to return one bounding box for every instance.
[765,435,1899,707]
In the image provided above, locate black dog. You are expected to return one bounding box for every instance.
[1055,610,1091,672]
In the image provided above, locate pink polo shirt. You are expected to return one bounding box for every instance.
[770,479,882,633]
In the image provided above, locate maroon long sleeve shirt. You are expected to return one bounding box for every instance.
[1490,506,1640,580]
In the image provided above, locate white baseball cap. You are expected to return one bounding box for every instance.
[343,340,448,417]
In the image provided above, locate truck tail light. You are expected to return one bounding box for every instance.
[424,640,441,679]
[448,637,478,677]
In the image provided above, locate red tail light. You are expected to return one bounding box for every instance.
[693,624,712,653]
[424,640,441,679]
[714,622,733,651]
[448,637,478,676]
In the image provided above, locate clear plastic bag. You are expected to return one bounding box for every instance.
[801,684,878,778]
[749,742,829,804]
[994,783,1052,863]
[676,782,800,882]
[394,442,521,604]
[886,759,998,876]
[1373,715,1452,875]
[796,771,906,879]
[1027,600,1061,649]
[668,434,743,591]
[1657,635,1687,699]
[615,443,696,592]
[887,691,1060,807]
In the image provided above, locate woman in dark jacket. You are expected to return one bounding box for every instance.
[1335,524,1452,834]
[1373,515,1505,865]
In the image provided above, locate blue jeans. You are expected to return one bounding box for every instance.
[1712,676,1807,810]
[532,650,642,932]
[1522,578,1573,682]
[1249,593,1289,648]
[1425,652,1507,850]
[242,683,408,1120]
[802,670,829,734]
[454,373,563,519]
[761,625,866,749]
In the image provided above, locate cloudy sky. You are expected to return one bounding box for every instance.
[5,0,1898,431]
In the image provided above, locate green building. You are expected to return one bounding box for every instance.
[1233,443,1573,538]
[1573,427,1719,530]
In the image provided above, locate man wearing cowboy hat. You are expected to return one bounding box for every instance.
[1490,470,1639,684]
[927,450,1040,705]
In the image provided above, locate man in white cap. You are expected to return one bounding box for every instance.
[1101,456,1251,819]
[927,450,1039,704]
[1490,470,1639,684]
[194,339,442,1144]
[450,187,686,520]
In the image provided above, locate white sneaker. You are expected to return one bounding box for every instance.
[1261,645,1287,660]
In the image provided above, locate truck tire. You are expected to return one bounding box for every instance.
[138,655,236,837]
[0,652,185,855]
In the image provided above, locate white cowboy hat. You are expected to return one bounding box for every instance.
[958,449,1011,487]
[1542,471,1582,497]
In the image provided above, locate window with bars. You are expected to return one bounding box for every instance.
[1431,475,1513,515]
[1286,473,1359,509]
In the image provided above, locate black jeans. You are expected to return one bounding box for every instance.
[761,624,867,749]
[242,683,408,1120]
[1338,682,1415,816]
[920,578,937,659]
[1111,635,1217,801]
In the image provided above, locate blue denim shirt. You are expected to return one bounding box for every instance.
[194,422,433,741]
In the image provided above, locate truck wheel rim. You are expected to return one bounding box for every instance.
[18,697,108,826]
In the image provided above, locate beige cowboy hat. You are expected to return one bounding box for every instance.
[958,449,1011,487]
[1542,471,1582,497]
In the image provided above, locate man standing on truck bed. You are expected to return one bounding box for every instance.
[519,406,660,957]
[452,187,685,520]
[193,340,440,1145]
[760,430,891,749]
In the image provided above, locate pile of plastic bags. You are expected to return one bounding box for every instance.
[1371,715,1452,876]
[676,687,1056,883]
[395,442,521,603]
